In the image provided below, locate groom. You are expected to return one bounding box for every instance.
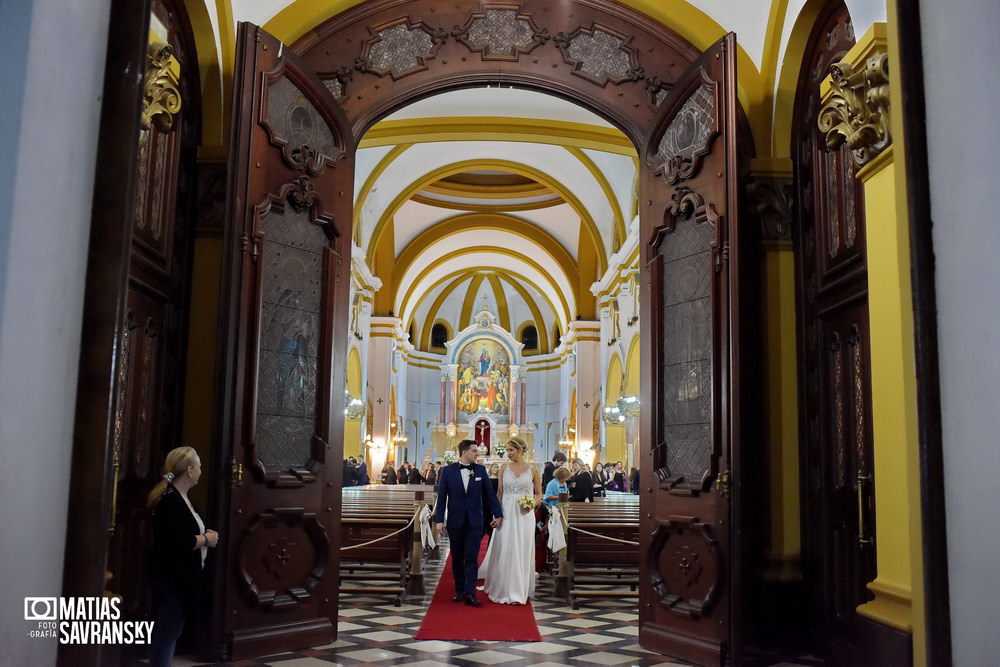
[435,439,503,606]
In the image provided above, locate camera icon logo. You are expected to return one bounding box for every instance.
[24,598,58,621]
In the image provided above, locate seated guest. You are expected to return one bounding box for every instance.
[381,465,397,485]
[568,458,594,502]
[543,466,572,507]
[608,461,626,491]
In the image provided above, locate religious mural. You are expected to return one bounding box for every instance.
[456,338,510,418]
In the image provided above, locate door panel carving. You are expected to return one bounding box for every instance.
[218,23,352,660]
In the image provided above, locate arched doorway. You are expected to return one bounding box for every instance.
[213,3,752,664]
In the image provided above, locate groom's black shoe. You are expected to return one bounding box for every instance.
[464,595,482,607]
[451,593,465,602]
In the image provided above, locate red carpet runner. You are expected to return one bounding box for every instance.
[414,535,542,641]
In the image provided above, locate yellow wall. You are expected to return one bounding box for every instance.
[344,347,362,458]
[181,234,222,480]
[605,355,626,463]
[762,245,801,578]
[624,336,640,396]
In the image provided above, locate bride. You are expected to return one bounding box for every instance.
[478,437,542,604]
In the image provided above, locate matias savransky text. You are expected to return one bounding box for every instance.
[24,596,154,644]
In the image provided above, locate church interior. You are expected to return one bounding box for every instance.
[1,0,998,665]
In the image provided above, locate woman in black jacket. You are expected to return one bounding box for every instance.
[146,447,219,667]
[568,458,594,502]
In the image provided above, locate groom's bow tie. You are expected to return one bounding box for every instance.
[458,463,474,470]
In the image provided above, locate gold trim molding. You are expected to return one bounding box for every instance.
[818,51,890,167]
[142,42,182,132]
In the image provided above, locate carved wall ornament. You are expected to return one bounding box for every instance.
[645,76,671,106]
[650,72,718,184]
[356,18,447,80]
[818,52,891,167]
[554,23,643,86]
[320,65,354,100]
[141,42,182,132]
[746,176,794,244]
[286,175,317,213]
[453,6,549,61]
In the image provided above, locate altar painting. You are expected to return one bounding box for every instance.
[456,338,510,418]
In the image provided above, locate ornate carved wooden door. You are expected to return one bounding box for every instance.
[639,33,742,666]
[792,3,878,653]
[106,0,198,655]
[216,23,353,659]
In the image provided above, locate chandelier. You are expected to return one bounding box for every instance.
[602,394,639,424]
[344,390,365,421]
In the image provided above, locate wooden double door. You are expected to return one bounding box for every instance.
[210,22,751,666]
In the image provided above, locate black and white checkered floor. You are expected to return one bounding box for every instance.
[174,536,688,666]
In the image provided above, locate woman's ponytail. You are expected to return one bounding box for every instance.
[147,446,198,507]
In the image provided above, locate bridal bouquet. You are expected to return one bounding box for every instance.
[517,495,535,512]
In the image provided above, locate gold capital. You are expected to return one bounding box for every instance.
[141,42,182,132]
[818,52,890,167]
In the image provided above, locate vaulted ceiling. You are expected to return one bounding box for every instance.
[353,88,638,352]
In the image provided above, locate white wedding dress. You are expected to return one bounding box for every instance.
[478,466,536,604]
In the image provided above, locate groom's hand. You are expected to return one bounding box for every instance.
[436,522,445,536]
[490,517,502,529]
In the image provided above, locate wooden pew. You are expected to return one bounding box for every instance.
[339,487,437,605]
[554,492,640,609]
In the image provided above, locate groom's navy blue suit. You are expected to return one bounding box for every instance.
[435,462,503,598]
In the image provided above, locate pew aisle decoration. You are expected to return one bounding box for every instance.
[419,504,436,549]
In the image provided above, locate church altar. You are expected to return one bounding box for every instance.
[426,304,537,462]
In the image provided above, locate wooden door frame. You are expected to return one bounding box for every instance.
[892,1,952,663]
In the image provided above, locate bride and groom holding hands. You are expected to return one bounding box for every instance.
[435,437,542,606]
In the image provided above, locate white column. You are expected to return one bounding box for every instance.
[571,321,601,468]
[367,317,399,479]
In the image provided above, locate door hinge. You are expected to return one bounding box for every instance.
[714,242,730,272]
